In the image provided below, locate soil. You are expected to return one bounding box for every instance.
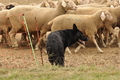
[0,0,119,69]
[0,35,120,69]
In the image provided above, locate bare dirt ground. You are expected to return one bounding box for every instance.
[0,0,119,69]
[0,36,120,69]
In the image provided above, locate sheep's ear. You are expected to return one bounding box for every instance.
[100,12,106,21]
[77,0,81,4]
[62,1,66,7]
[73,24,78,31]
[45,2,50,7]
[110,5,114,8]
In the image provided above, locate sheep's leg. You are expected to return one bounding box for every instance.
[65,47,72,54]
[1,34,7,43]
[117,31,120,47]
[35,38,41,50]
[34,31,41,50]
[74,45,82,53]
[35,29,46,50]
[35,34,43,51]
[90,35,103,52]
[104,29,110,46]
[105,26,115,45]
[101,34,107,47]
[5,33,11,47]
[3,28,11,47]
[9,30,18,48]
[20,33,27,42]
[74,42,85,53]
[108,36,116,46]
[97,29,107,47]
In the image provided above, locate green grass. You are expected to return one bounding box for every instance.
[0,65,120,80]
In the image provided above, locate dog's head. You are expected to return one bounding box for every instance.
[73,24,88,45]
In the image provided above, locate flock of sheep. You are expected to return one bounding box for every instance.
[0,0,120,53]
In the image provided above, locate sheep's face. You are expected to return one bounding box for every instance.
[62,0,77,11]
[114,27,120,35]
[48,1,57,8]
[75,0,82,5]
[44,2,50,8]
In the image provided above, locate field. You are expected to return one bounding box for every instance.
[0,35,120,79]
[0,0,120,80]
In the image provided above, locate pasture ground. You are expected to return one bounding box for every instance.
[0,36,120,79]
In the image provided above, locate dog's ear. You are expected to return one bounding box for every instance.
[73,23,78,31]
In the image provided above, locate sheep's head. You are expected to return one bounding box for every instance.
[44,2,50,8]
[73,0,82,5]
[61,0,77,11]
[106,1,119,8]
[45,0,57,8]
[48,1,57,8]
[100,10,113,21]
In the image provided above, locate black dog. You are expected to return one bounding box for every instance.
[46,24,88,66]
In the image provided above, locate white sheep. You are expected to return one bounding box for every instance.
[72,0,95,5]
[7,0,77,50]
[48,9,113,52]
[67,6,120,48]
[77,1,119,8]
[0,10,12,46]
[108,27,120,46]
[0,3,5,10]
[36,0,57,8]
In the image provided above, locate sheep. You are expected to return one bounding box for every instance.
[0,3,5,10]
[108,27,120,46]
[67,6,120,47]
[117,30,120,47]
[0,3,16,46]
[73,0,95,5]
[66,7,109,49]
[36,0,51,8]
[77,1,119,8]
[0,10,12,46]
[100,0,120,7]
[19,0,57,46]
[7,0,77,50]
[32,0,57,8]
[46,0,57,8]
[100,0,114,4]
[48,9,113,52]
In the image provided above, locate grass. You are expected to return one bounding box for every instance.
[0,65,120,80]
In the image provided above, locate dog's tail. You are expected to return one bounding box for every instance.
[47,47,55,57]
[47,43,64,66]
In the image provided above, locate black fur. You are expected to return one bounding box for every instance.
[46,24,88,66]
[6,4,15,10]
